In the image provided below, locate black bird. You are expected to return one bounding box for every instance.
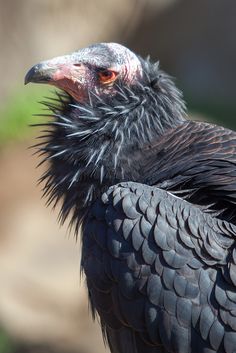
[25,43,236,353]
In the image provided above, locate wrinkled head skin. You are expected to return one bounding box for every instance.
[25,42,186,229]
[25,43,143,103]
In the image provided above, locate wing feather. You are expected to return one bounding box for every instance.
[82,181,236,353]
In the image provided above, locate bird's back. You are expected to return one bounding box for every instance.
[142,120,236,224]
[82,120,236,353]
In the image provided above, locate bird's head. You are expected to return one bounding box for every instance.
[25,42,186,147]
[25,43,186,228]
[25,42,143,103]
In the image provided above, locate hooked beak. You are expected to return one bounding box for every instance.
[24,53,89,102]
[24,53,85,86]
[24,62,55,85]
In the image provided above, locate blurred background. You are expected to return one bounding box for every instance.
[0,0,236,352]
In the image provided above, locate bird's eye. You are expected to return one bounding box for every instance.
[98,69,118,84]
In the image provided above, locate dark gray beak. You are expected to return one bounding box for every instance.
[24,51,85,86]
[24,52,89,102]
[24,63,55,85]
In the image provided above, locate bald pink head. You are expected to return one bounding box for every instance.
[25,43,143,102]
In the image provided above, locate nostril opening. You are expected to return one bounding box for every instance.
[74,63,81,67]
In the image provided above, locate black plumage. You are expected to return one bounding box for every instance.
[25,43,236,353]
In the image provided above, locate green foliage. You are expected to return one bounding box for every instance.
[0,86,51,145]
[0,330,16,353]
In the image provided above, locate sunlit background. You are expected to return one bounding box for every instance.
[0,1,236,352]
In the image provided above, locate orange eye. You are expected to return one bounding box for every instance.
[98,70,118,84]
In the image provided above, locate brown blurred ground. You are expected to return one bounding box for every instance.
[0,142,108,353]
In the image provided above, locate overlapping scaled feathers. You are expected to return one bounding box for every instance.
[82,182,236,353]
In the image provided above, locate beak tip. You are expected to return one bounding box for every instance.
[24,65,38,85]
[24,75,30,85]
[24,63,52,85]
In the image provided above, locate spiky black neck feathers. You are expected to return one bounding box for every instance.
[37,59,186,231]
